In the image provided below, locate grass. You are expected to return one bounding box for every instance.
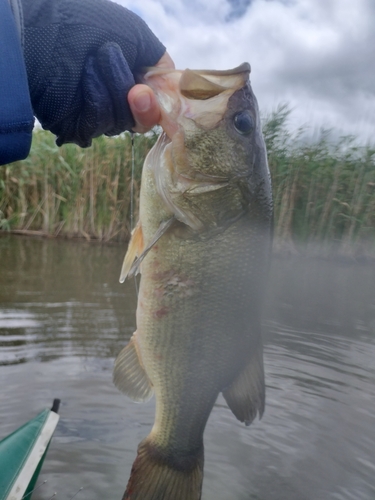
[1,108,375,254]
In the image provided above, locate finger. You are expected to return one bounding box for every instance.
[128,52,175,133]
[128,84,160,133]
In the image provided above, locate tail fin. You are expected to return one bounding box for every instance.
[123,438,204,500]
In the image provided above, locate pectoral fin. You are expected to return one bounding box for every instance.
[113,334,154,402]
[222,340,265,426]
[124,217,176,280]
[120,222,144,283]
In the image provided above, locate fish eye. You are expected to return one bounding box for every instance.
[234,111,254,135]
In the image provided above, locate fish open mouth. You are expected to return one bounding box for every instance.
[144,63,251,138]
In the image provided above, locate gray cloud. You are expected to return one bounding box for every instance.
[225,0,253,21]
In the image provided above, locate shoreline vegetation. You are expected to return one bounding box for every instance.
[1,106,375,257]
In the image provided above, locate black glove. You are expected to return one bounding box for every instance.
[21,0,166,147]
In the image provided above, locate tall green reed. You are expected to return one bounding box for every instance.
[1,110,374,253]
[0,131,157,242]
[264,105,375,254]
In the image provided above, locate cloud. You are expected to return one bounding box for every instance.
[115,0,375,142]
[226,0,254,21]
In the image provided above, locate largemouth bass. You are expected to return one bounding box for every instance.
[114,62,273,500]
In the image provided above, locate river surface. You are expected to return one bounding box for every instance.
[0,235,374,500]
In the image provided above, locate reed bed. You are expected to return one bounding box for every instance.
[1,108,375,254]
[0,131,157,242]
[264,105,375,255]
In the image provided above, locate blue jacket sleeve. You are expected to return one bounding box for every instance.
[0,0,34,166]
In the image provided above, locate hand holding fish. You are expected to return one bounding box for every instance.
[20,0,170,147]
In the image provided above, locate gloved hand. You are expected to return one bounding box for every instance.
[21,0,166,147]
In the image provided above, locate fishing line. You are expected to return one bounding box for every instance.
[130,132,135,233]
[130,133,139,297]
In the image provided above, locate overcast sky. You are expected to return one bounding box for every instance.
[114,0,374,143]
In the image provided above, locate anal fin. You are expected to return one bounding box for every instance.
[113,334,153,402]
[222,340,265,426]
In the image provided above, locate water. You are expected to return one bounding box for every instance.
[0,235,374,500]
